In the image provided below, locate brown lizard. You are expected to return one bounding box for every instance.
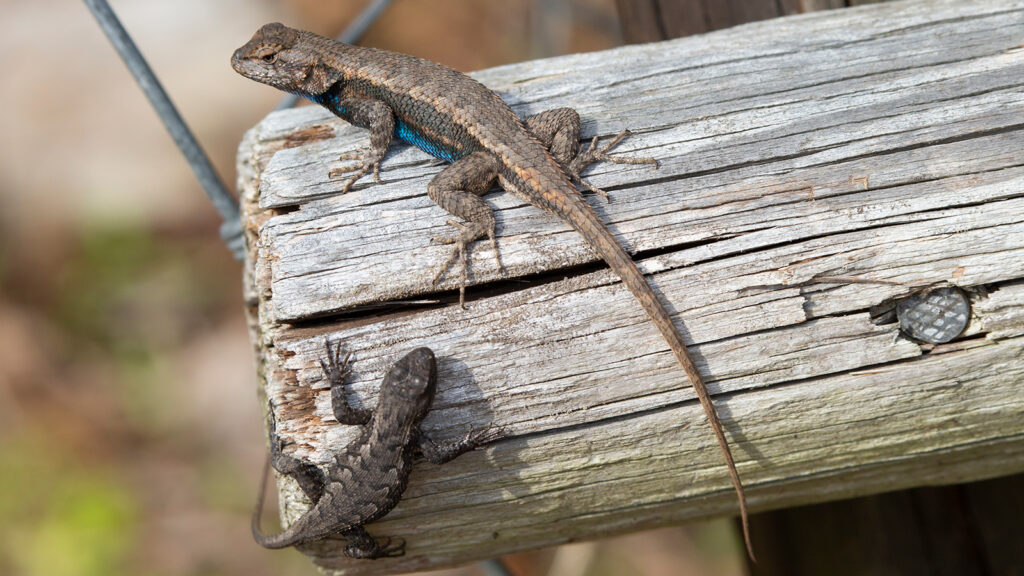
[233,23,755,558]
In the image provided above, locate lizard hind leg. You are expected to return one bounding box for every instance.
[417,426,503,465]
[265,402,327,503]
[427,151,502,307]
[253,405,327,547]
[525,107,582,168]
[568,130,659,189]
[341,526,405,559]
[525,108,657,201]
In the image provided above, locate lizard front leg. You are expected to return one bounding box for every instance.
[417,426,502,465]
[320,339,371,426]
[525,108,657,200]
[264,339,368,504]
[428,151,502,306]
[326,98,395,193]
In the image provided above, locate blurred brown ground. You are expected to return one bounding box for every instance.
[0,1,743,574]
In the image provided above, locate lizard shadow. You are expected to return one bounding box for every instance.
[696,380,767,468]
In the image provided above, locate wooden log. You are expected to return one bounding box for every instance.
[236,0,1024,573]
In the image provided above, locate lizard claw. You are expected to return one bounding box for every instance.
[344,535,406,559]
[319,339,352,385]
[329,149,385,193]
[430,221,473,308]
[321,339,371,426]
[436,247,468,308]
[430,220,472,246]
[377,536,406,558]
[573,171,612,202]
[465,425,504,447]
[568,130,658,201]
[430,221,504,308]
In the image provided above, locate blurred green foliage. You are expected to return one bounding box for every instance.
[56,225,229,355]
[0,433,136,576]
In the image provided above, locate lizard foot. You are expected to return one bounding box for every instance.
[328,149,385,193]
[430,220,503,308]
[374,536,406,558]
[344,533,405,559]
[569,130,658,201]
[320,339,371,426]
[419,425,503,464]
[455,426,505,458]
[465,425,504,447]
[319,339,352,386]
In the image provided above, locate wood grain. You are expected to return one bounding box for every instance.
[236,0,1024,572]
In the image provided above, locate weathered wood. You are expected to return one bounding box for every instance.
[237,0,1024,573]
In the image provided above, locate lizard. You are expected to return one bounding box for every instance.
[233,23,755,559]
[252,341,497,558]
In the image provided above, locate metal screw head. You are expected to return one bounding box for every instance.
[896,286,971,344]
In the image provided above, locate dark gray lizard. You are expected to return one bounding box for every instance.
[233,23,754,559]
[252,342,496,557]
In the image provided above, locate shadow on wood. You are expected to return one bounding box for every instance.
[236,0,1024,573]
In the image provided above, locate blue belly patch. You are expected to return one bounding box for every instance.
[394,120,463,163]
[308,88,467,163]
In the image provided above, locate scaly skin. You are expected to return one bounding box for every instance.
[252,343,495,557]
[234,23,754,559]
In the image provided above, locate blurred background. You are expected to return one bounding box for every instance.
[0,1,747,574]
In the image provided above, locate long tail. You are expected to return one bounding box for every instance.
[251,455,297,549]
[563,194,755,561]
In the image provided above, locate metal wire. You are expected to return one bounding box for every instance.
[275,0,395,111]
[82,5,517,572]
[83,0,398,259]
[82,0,245,259]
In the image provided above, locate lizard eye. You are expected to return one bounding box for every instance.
[254,47,279,63]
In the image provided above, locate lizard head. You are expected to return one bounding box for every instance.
[379,347,438,422]
[231,23,337,95]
